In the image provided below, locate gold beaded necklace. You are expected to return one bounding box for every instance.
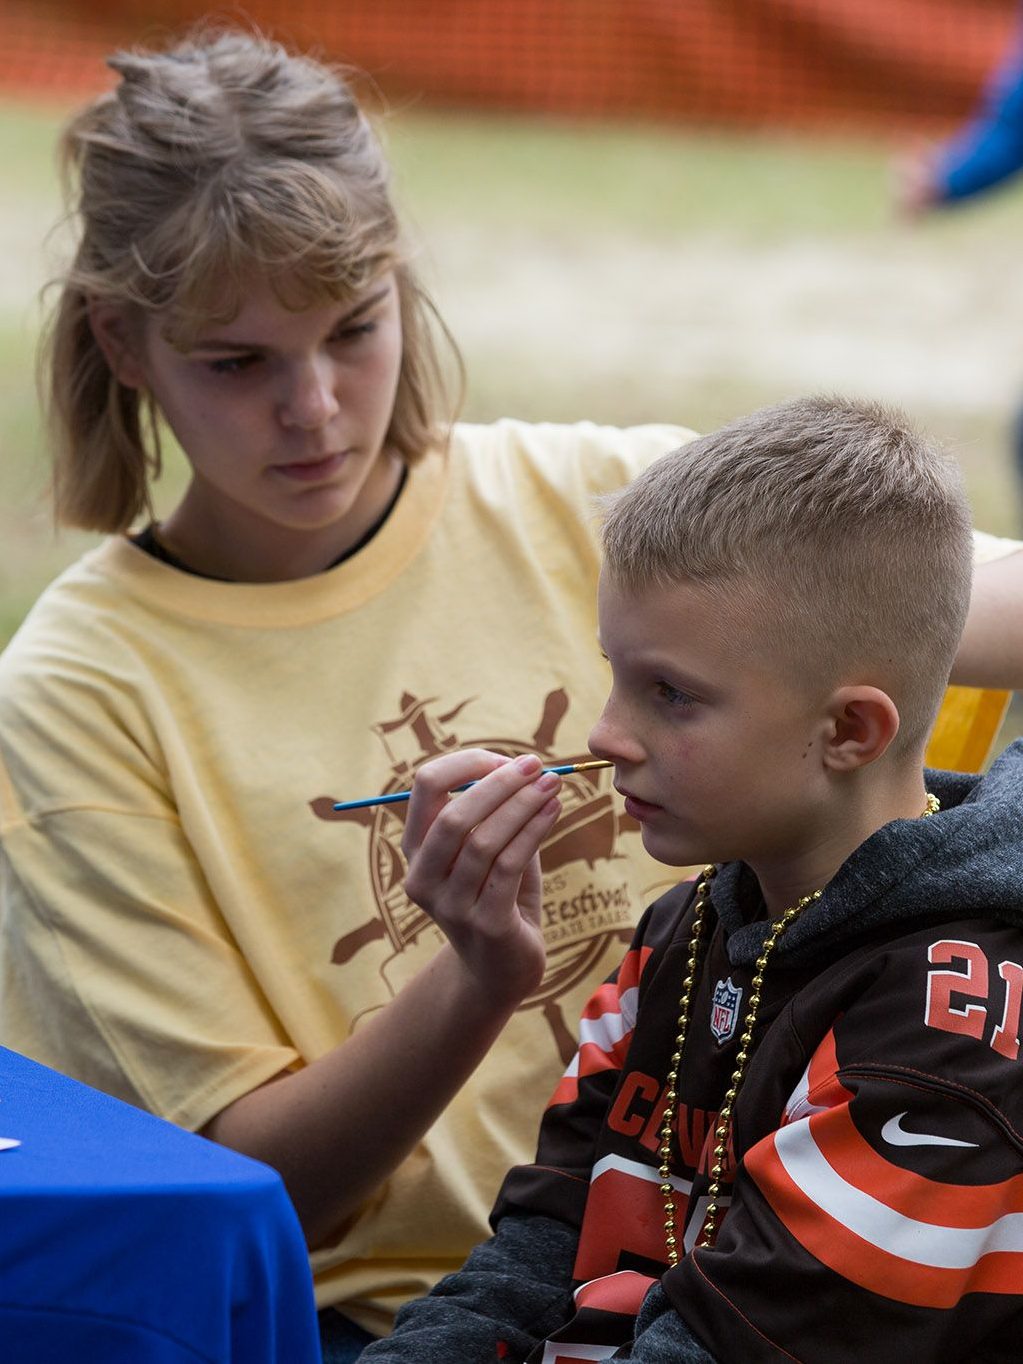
[658,792,941,1263]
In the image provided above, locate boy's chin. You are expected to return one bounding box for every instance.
[640,827,711,868]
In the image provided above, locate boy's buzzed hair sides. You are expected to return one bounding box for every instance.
[600,395,974,752]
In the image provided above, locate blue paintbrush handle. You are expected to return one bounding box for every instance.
[331,760,610,812]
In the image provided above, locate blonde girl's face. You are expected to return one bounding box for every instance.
[114,270,406,579]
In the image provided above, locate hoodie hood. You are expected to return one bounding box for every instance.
[714,738,1023,970]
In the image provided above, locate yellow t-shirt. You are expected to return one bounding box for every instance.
[0,418,692,1334]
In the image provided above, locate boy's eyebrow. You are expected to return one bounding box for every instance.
[608,646,719,698]
[187,286,391,353]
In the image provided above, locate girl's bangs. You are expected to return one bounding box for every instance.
[156,162,400,344]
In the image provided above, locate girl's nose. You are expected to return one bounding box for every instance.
[280,358,340,430]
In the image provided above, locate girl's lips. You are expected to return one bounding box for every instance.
[273,452,347,482]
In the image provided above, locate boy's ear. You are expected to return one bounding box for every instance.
[821,685,900,772]
[87,301,147,390]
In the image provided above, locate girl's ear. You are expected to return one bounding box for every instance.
[88,302,147,389]
[821,685,900,772]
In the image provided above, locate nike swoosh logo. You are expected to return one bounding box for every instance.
[881,1111,979,1149]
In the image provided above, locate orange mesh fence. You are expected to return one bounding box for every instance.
[3,0,1021,132]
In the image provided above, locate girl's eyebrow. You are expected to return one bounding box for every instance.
[187,286,391,353]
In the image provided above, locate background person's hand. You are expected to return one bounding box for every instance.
[891,141,942,217]
[402,749,562,1008]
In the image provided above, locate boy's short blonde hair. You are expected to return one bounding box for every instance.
[600,395,974,753]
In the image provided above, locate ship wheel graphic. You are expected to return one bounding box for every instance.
[311,687,638,1062]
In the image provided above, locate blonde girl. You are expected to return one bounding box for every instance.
[0,25,697,1360]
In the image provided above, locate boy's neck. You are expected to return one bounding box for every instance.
[750,766,932,918]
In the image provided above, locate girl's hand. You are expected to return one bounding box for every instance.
[402,749,562,1009]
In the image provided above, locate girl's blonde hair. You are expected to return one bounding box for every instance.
[43,26,463,532]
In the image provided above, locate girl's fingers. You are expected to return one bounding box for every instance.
[430,782,560,914]
[401,749,512,856]
[471,797,561,926]
[403,751,549,859]
[405,763,562,912]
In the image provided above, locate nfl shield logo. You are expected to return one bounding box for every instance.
[710,977,742,1046]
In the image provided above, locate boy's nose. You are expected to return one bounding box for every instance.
[587,698,643,767]
[280,359,340,430]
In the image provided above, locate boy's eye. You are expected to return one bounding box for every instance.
[208,353,260,375]
[657,680,696,709]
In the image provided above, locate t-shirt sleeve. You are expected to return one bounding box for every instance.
[0,660,297,1131]
[972,527,1023,564]
[572,420,700,497]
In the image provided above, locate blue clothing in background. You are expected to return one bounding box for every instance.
[928,13,1023,526]
[935,24,1023,200]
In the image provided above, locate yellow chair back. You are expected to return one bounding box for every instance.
[924,686,1011,773]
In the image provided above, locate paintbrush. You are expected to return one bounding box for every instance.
[332,759,613,811]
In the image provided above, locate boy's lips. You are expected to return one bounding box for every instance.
[616,785,664,820]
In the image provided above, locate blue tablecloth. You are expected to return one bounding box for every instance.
[0,1046,321,1363]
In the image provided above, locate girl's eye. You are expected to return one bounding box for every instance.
[657,680,696,710]
[332,321,377,343]
[208,353,259,376]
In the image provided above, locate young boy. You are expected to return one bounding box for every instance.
[362,396,1023,1362]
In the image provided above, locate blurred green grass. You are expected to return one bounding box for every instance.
[3,95,1022,748]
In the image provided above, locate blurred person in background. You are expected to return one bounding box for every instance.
[895,9,1023,526]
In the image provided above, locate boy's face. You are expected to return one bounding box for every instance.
[590,568,834,875]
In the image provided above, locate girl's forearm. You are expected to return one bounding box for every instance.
[953,549,1023,688]
[202,943,519,1247]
